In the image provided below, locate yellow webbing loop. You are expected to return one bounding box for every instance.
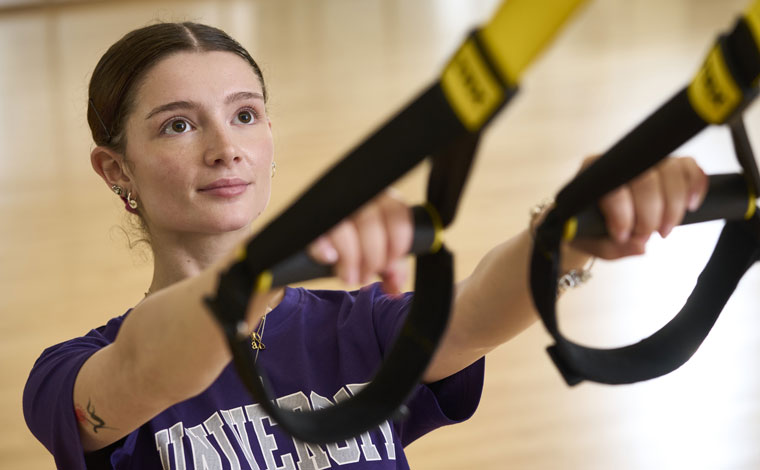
[255,270,273,293]
[235,245,247,262]
[745,187,757,220]
[440,0,586,132]
[562,217,579,242]
[687,44,743,124]
[422,202,445,254]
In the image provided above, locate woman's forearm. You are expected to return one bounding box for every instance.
[73,254,272,451]
[423,229,590,383]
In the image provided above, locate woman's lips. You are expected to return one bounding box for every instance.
[198,178,250,197]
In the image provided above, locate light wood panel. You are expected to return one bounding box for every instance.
[2,0,759,468]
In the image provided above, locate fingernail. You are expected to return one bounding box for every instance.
[322,244,338,263]
[660,223,673,238]
[613,229,629,244]
[688,192,701,212]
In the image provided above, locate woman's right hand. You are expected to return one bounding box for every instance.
[307,189,414,294]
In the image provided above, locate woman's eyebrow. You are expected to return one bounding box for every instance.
[145,100,197,120]
[225,91,264,104]
[145,92,264,120]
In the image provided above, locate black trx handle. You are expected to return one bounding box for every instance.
[571,172,756,238]
[267,205,441,287]
[206,0,586,444]
[531,2,760,386]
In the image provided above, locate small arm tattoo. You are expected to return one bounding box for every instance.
[75,399,114,434]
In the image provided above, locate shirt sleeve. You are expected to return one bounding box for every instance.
[396,356,485,446]
[367,283,486,446]
[23,317,125,469]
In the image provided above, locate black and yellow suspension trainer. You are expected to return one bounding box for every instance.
[531,0,760,386]
[204,0,586,444]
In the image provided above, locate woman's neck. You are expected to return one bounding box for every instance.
[147,227,252,294]
[143,225,286,320]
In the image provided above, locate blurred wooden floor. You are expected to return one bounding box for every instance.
[2,0,760,468]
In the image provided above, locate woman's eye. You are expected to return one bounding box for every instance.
[234,110,256,125]
[163,119,192,135]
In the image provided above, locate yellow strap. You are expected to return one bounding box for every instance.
[480,0,587,85]
[440,0,586,132]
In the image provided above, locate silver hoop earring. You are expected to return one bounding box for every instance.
[271,161,276,178]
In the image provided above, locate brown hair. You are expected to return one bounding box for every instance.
[87,22,267,152]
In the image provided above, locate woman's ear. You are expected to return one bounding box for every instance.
[91,145,131,189]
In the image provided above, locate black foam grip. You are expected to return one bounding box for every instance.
[573,173,753,238]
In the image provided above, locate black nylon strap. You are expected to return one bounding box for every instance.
[205,31,517,442]
[206,85,473,443]
[553,89,705,223]
[541,215,760,385]
[552,18,760,225]
[725,20,760,96]
[531,14,760,386]
[204,0,583,441]
[242,83,466,279]
[224,249,454,442]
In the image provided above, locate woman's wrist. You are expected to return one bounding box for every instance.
[529,199,595,293]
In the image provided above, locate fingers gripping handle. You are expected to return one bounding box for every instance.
[267,204,443,287]
[565,173,756,240]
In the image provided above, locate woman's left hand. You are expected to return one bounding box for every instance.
[571,156,709,259]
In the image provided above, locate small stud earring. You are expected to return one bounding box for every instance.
[112,184,124,196]
[271,161,276,178]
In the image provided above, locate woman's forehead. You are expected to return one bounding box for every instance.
[135,51,264,111]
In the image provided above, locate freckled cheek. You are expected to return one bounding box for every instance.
[244,132,274,167]
[143,165,192,209]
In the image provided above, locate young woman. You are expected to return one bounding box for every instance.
[23,22,708,470]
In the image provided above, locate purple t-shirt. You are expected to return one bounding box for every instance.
[24,283,484,469]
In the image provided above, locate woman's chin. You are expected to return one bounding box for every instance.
[213,218,256,235]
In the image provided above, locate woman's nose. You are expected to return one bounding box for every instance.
[203,124,242,167]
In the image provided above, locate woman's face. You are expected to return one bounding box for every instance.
[122,51,273,240]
